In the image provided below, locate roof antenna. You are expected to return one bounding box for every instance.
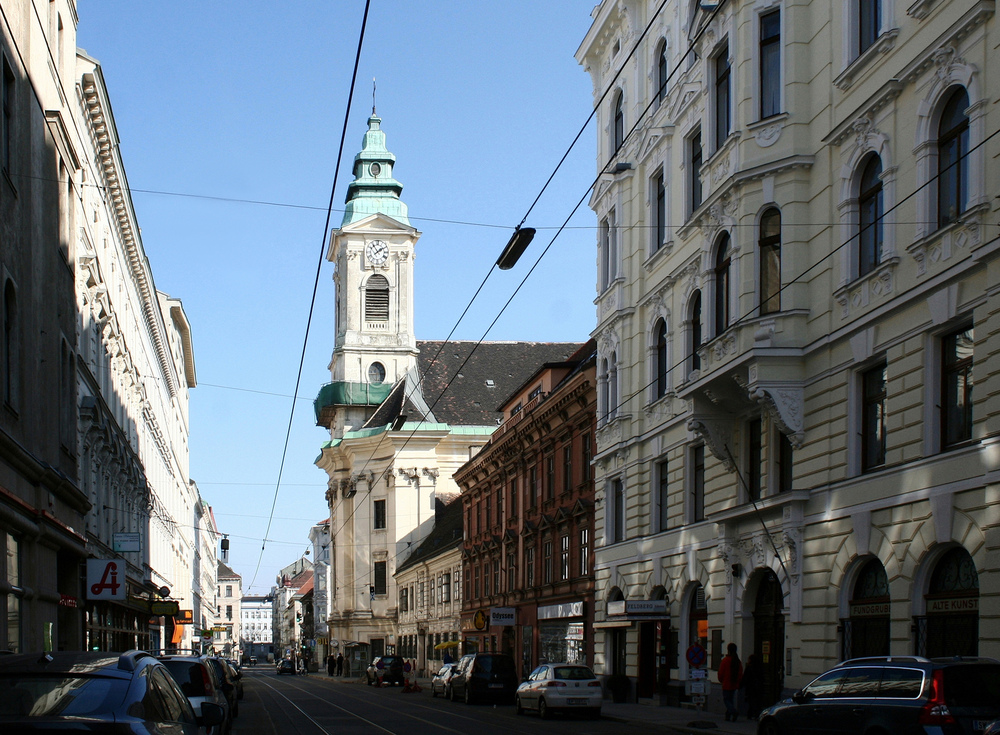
[372,77,377,115]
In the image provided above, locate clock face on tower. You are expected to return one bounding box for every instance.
[365,240,389,265]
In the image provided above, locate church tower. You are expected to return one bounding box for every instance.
[320,113,421,438]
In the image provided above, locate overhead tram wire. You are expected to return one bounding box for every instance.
[320,0,734,571]
[247,0,373,593]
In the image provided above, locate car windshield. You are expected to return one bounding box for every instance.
[943,665,1000,708]
[380,657,401,666]
[0,675,129,717]
[475,656,515,676]
[553,666,595,680]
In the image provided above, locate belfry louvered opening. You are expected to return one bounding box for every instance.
[365,274,390,321]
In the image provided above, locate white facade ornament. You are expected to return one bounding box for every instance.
[687,417,735,471]
[754,122,783,148]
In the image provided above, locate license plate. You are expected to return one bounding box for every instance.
[489,683,503,688]
[973,721,990,732]
[567,698,588,705]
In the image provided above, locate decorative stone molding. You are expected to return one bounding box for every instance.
[908,211,984,275]
[687,417,735,471]
[834,29,900,91]
[748,384,805,449]
[710,333,737,362]
[907,0,936,19]
[833,257,899,319]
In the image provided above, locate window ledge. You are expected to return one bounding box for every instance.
[833,256,900,320]
[643,240,674,271]
[834,30,900,91]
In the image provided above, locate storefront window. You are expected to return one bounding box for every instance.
[539,621,585,665]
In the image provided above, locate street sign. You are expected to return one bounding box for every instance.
[113,532,141,553]
[686,643,707,668]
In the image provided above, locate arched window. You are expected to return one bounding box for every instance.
[613,92,625,154]
[938,87,970,228]
[655,319,668,399]
[842,559,889,659]
[656,40,668,109]
[714,234,732,336]
[858,155,883,277]
[690,292,702,373]
[921,547,979,657]
[759,208,781,314]
[364,274,389,322]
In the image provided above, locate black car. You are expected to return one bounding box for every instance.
[207,656,241,717]
[0,650,224,733]
[367,656,405,686]
[758,656,1000,735]
[276,658,296,675]
[448,652,518,704]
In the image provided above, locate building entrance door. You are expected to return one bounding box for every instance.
[637,622,656,697]
[752,573,785,708]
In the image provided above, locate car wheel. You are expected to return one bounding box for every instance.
[464,685,473,704]
[448,685,455,702]
[432,685,437,698]
[515,695,524,716]
[538,698,549,720]
[759,719,781,735]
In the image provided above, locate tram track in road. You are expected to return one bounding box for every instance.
[254,674,398,735]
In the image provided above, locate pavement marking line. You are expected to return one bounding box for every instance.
[271,676,477,735]
[256,675,397,735]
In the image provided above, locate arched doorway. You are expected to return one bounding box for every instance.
[752,572,785,707]
[607,587,626,676]
[918,547,979,657]
[842,558,890,659]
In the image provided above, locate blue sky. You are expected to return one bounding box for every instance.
[78,2,599,594]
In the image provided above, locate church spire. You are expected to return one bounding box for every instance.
[342,113,409,227]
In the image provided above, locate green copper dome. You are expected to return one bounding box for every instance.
[342,114,410,226]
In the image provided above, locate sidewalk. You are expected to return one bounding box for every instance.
[324,672,758,734]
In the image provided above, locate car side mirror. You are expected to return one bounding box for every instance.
[792,689,812,704]
[198,702,225,727]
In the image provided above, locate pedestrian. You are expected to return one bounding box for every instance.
[741,653,764,720]
[327,654,335,677]
[336,652,344,676]
[442,649,453,665]
[717,642,743,722]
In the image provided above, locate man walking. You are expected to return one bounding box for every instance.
[717,643,743,722]
[336,652,344,676]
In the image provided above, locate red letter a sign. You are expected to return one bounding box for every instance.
[87,559,126,600]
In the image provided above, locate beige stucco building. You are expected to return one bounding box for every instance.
[577,0,998,706]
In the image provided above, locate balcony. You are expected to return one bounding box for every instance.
[314,381,393,426]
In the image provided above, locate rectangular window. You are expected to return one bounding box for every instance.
[543,540,553,584]
[441,573,451,603]
[714,43,731,148]
[483,563,490,597]
[507,553,516,591]
[692,445,705,522]
[859,0,880,56]
[747,418,762,501]
[777,431,794,493]
[579,527,590,576]
[529,466,538,507]
[493,560,500,594]
[653,171,666,253]
[474,566,480,599]
[582,433,592,482]
[560,535,570,580]
[6,533,19,653]
[760,11,780,119]
[485,494,492,529]
[225,585,232,597]
[942,326,974,449]
[690,131,703,212]
[374,561,387,595]
[226,605,233,620]
[2,56,13,172]
[400,587,409,612]
[600,218,611,291]
[373,499,387,530]
[657,459,670,532]
[563,445,573,493]
[611,478,625,543]
[526,548,535,587]
[545,456,555,500]
[861,362,887,471]
[509,477,518,516]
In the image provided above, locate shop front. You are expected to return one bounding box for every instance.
[601,599,671,699]
[537,600,588,665]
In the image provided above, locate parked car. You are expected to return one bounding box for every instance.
[0,650,224,734]
[515,663,602,719]
[206,656,240,717]
[225,659,244,699]
[276,658,296,675]
[430,663,457,697]
[448,652,518,704]
[249,656,258,666]
[367,656,405,686]
[157,650,233,735]
[757,656,1000,735]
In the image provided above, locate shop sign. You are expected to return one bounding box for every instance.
[87,560,126,600]
[927,597,978,614]
[58,594,77,608]
[176,609,193,624]
[537,601,584,619]
[849,602,889,617]
[113,532,141,553]
[607,599,667,616]
[566,622,584,641]
[150,601,179,616]
[473,609,489,630]
[490,607,515,626]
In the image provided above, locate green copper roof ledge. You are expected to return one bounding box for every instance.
[314,381,393,421]
[342,114,410,227]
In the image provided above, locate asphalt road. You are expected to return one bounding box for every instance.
[233,667,628,735]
